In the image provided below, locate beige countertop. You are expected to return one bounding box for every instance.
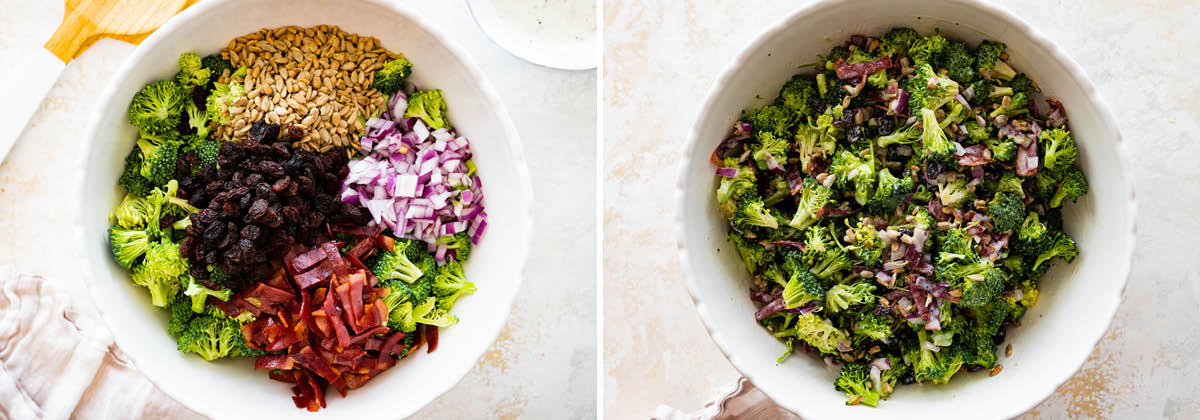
[603,0,1200,418]
[0,0,596,418]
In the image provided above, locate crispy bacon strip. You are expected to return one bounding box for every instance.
[834,57,892,79]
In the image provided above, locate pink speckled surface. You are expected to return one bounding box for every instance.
[603,1,1200,419]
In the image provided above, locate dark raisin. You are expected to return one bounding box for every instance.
[249,120,280,144]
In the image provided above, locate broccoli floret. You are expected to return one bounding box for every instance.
[806,248,852,281]
[825,283,876,313]
[781,265,825,309]
[986,138,1018,162]
[1012,211,1053,257]
[729,232,768,275]
[136,133,182,187]
[1034,231,1077,270]
[205,80,246,126]
[937,227,977,262]
[734,193,781,231]
[787,178,833,231]
[186,135,219,171]
[1009,73,1040,96]
[960,266,1006,307]
[937,40,975,84]
[908,34,948,66]
[960,327,999,369]
[371,56,414,95]
[118,146,153,197]
[904,329,947,383]
[836,363,882,407]
[993,173,1025,199]
[201,54,233,80]
[751,132,790,171]
[867,69,889,90]
[411,297,458,329]
[829,149,876,205]
[963,120,992,143]
[175,52,212,89]
[875,123,920,148]
[936,177,974,209]
[147,180,200,224]
[746,104,796,139]
[128,80,188,134]
[988,192,1025,232]
[176,313,240,361]
[783,313,849,354]
[802,225,835,255]
[109,226,151,269]
[368,239,425,283]
[184,276,232,313]
[716,157,757,211]
[433,260,476,310]
[908,63,960,112]
[776,74,820,116]
[989,93,1030,119]
[185,102,209,138]
[167,298,194,337]
[1049,166,1089,208]
[131,239,187,307]
[762,174,790,207]
[404,89,450,130]
[845,220,885,267]
[868,168,914,213]
[111,194,156,230]
[919,108,955,162]
[1039,128,1078,171]
[852,312,894,342]
[878,27,920,57]
[794,118,839,173]
[973,40,1017,81]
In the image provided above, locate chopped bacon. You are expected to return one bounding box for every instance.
[329,224,380,237]
[816,207,858,218]
[348,235,376,260]
[834,57,893,80]
[246,239,431,412]
[425,326,439,353]
[255,354,295,370]
[290,248,328,272]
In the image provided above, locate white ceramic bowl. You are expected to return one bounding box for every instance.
[77,0,533,418]
[676,0,1136,418]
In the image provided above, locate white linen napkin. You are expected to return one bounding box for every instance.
[651,377,798,420]
[0,266,200,420]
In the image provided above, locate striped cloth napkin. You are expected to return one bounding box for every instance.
[651,377,799,420]
[0,266,200,419]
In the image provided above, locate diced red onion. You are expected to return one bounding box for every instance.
[716,167,738,178]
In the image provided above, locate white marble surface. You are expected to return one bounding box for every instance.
[0,0,596,418]
[603,0,1200,419]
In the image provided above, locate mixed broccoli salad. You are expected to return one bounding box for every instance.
[713,28,1088,406]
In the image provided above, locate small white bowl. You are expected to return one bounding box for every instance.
[675,0,1136,418]
[77,0,533,418]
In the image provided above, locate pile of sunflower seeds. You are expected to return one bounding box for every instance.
[212,25,395,152]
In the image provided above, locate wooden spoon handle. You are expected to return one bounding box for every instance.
[44,11,98,63]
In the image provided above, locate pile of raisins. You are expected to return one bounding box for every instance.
[177,121,371,291]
